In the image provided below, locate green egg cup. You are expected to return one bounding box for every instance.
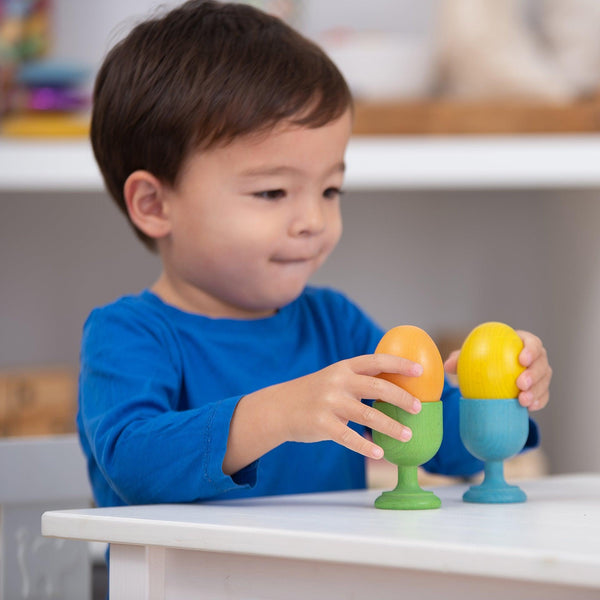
[372,401,443,510]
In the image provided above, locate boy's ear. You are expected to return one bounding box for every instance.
[124,171,172,240]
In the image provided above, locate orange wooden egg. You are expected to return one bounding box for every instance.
[375,325,444,402]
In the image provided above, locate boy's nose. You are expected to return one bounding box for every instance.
[290,197,326,237]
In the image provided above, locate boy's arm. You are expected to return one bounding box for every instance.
[79,307,251,505]
[80,303,422,503]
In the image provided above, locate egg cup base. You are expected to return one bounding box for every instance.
[463,481,526,504]
[375,488,441,510]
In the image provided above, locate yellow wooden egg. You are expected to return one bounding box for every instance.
[375,325,444,402]
[457,322,525,399]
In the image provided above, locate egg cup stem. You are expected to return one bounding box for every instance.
[463,460,527,503]
[374,465,442,510]
[484,460,506,486]
[396,464,420,492]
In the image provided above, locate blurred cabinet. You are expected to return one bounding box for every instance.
[0,435,92,600]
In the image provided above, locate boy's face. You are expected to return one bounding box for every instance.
[154,109,352,318]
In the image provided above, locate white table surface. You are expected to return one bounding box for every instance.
[42,473,600,598]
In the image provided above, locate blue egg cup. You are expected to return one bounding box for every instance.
[459,398,529,503]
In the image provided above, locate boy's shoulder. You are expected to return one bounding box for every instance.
[83,290,175,342]
[81,291,186,363]
[86,290,159,322]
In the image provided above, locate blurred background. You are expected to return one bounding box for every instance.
[4,2,600,595]
[2,0,600,488]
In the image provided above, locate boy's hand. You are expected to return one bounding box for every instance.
[444,330,551,411]
[277,354,423,460]
[223,354,424,475]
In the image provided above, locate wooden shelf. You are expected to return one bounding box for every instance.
[3,135,600,192]
[352,98,600,135]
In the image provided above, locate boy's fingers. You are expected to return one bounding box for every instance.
[353,402,413,442]
[516,330,543,367]
[330,418,409,460]
[516,358,551,392]
[354,374,421,414]
[349,353,423,377]
[518,370,552,409]
[333,423,383,459]
[443,350,460,374]
[519,389,549,411]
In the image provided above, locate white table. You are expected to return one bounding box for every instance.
[42,474,600,600]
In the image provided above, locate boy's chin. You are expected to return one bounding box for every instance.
[255,285,307,314]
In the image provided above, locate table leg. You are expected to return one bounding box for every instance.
[109,544,165,600]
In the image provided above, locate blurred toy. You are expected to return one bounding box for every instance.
[0,1,90,135]
[241,0,303,26]
[0,0,50,61]
[0,0,51,114]
[1,58,90,136]
[319,30,437,101]
[372,325,444,510]
[541,0,600,98]
[457,322,529,503]
[436,0,600,102]
[436,0,573,102]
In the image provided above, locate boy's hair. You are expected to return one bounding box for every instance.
[91,0,352,251]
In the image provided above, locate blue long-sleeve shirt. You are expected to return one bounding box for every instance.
[77,286,538,508]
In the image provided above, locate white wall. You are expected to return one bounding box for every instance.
[50,0,438,71]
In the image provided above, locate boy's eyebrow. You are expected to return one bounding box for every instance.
[239,162,346,178]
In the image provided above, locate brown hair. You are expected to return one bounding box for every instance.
[91,0,352,250]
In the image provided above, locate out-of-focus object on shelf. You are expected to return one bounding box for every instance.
[436,0,600,104]
[239,0,304,27]
[0,0,52,114]
[541,0,600,97]
[1,1,91,137]
[352,96,600,135]
[319,30,437,101]
[1,58,91,137]
[0,366,77,437]
[1,109,89,136]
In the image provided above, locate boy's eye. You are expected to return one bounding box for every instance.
[254,189,286,200]
[323,187,344,199]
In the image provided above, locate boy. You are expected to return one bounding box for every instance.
[79,0,551,508]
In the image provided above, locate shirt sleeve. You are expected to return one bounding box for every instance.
[78,305,257,505]
[422,378,540,477]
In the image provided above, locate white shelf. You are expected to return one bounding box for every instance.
[3,135,600,192]
[0,139,101,192]
[346,134,600,190]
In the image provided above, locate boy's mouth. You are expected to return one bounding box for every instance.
[272,257,311,263]
[270,254,320,265]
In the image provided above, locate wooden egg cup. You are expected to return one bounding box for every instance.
[459,398,529,503]
[372,401,443,510]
